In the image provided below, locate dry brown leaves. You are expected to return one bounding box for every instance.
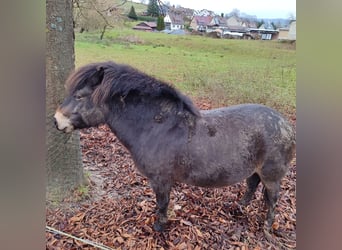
[46,100,296,250]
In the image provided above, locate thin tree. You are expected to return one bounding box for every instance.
[147,0,160,17]
[73,0,128,40]
[229,8,240,18]
[157,15,165,30]
[46,0,83,201]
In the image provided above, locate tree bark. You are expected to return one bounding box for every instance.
[46,0,83,201]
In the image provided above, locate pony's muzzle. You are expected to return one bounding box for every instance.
[54,110,74,133]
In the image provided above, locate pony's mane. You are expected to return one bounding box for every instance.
[65,63,101,94]
[67,61,200,117]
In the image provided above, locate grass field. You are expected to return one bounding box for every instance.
[75,28,296,114]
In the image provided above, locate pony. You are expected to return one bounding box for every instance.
[54,61,295,232]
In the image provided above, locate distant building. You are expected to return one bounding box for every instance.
[164,12,185,30]
[278,27,290,40]
[189,15,213,32]
[133,22,157,31]
[278,20,296,41]
[226,15,256,32]
[288,20,296,40]
[208,15,228,29]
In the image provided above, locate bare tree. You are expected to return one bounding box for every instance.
[73,0,128,39]
[229,8,241,17]
[288,12,296,21]
[46,0,83,201]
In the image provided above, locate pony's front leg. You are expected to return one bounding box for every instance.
[151,182,171,232]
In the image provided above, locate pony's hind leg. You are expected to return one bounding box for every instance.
[150,181,171,232]
[258,158,287,229]
[263,181,280,228]
[239,173,261,206]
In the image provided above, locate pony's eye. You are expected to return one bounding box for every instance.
[74,94,83,101]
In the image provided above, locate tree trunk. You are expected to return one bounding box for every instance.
[46,0,84,201]
[100,25,107,40]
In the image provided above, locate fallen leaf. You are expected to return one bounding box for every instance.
[68,213,85,223]
[272,221,280,230]
[180,219,193,227]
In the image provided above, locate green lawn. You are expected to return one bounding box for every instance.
[75,29,296,114]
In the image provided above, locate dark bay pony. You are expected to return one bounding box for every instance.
[54,61,296,232]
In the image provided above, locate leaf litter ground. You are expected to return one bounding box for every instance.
[46,100,296,249]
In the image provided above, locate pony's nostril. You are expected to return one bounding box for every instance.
[53,118,58,128]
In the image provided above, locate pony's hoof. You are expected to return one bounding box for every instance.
[263,222,275,243]
[153,222,166,232]
[239,194,253,206]
[228,201,244,216]
[263,220,274,233]
[238,199,249,206]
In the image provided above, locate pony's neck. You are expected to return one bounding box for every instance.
[104,97,196,152]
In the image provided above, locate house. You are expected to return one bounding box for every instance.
[278,20,296,41]
[205,15,228,37]
[133,22,157,31]
[226,15,248,32]
[248,27,278,40]
[208,15,228,30]
[226,15,242,27]
[226,15,257,30]
[278,27,290,40]
[189,15,213,32]
[288,20,296,40]
[164,12,185,30]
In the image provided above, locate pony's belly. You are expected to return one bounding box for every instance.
[184,178,236,188]
[181,170,246,188]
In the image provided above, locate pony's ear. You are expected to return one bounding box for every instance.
[89,66,105,88]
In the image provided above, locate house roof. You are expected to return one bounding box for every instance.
[133,22,157,31]
[209,16,227,27]
[135,22,157,28]
[193,16,212,26]
[133,26,153,31]
[167,12,184,25]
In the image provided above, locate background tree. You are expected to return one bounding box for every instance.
[147,0,160,17]
[288,12,296,21]
[229,8,240,17]
[46,0,83,201]
[156,15,165,30]
[128,5,138,20]
[73,0,128,39]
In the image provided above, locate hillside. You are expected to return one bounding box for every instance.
[112,0,147,15]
